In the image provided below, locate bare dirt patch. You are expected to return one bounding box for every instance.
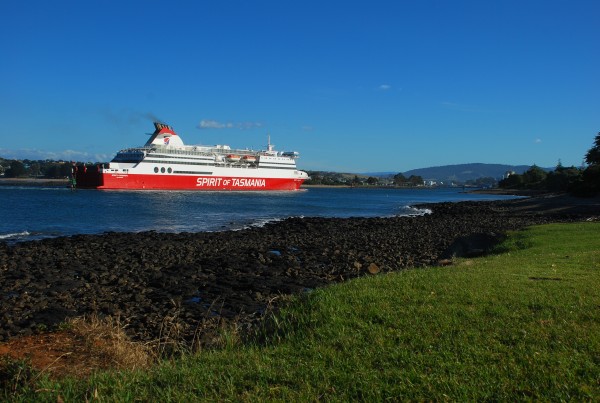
[0,316,152,379]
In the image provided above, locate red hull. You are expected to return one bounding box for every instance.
[75,171,304,190]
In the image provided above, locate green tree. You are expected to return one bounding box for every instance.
[408,175,423,186]
[28,162,42,177]
[584,132,600,166]
[499,173,523,189]
[393,173,407,186]
[567,132,600,196]
[466,177,497,188]
[571,165,600,197]
[545,166,581,192]
[522,165,547,187]
[304,172,322,185]
[43,164,61,178]
[42,162,72,178]
[582,166,600,191]
[366,176,379,185]
[5,160,27,177]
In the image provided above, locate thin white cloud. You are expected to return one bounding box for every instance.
[535,138,542,144]
[197,120,229,129]
[197,119,263,130]
[379,84,391,91]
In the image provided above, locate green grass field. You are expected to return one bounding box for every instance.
[4,222,600,401]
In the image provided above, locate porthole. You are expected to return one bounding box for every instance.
[154,167,159,173]
[161,167,166,173]
[167,167,172,173]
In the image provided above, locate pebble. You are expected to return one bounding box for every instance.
[0,199,587,343]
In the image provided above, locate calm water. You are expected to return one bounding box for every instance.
[1,186,519,243]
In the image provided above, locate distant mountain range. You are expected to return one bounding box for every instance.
[366,163,551,183]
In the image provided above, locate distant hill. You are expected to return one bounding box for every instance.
[312,163,554,186]
[399,163,547,183]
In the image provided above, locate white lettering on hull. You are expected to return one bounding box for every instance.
[196,177,266,188]
[196,177,223,187]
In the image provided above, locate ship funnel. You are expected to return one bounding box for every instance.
[145,122,185,147]
[154,122,173,131]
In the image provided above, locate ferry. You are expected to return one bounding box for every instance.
[74,122,309,190]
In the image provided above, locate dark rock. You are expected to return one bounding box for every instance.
[0,197,595,343]
[440,232,506,259]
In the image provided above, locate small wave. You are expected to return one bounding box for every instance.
[249,217,284,228]
[236,215,306,231]
[398,206,432,216]
[0,230,61,244]
[242,216,287,230]
[0,231,31,240]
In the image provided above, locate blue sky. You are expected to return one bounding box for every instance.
[1,0,598,173]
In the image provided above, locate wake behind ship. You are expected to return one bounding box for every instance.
[74,122,309,190]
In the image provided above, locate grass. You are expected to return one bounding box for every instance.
[66,315,155,372]
[3,222,599,401]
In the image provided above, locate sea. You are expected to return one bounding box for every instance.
[0,186,520,244]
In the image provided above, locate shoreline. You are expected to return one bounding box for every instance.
[1,194,599,345]
[0,178,556,197]
[0,177,69,187]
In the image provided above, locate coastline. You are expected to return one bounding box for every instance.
[1,194,598,346]
[0,178,69,187]
[466,187,555,196]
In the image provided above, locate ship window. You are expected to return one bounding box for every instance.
[161,167,166,173]
[167,167,172,173]
[154,167,159,173]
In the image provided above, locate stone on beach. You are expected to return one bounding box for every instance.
[0,195,598,344]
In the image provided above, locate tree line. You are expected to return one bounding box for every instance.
[304,172,425,187]
[499,132,600,196]
[0,159,78,179]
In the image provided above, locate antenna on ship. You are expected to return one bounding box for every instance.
[267,133,274,152]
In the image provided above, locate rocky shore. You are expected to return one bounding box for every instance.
[1,194,599,345]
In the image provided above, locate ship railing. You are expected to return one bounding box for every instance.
[125,144,299,159]
[225,163,258,169]
[209,147,259,156]
[118,146,154,153]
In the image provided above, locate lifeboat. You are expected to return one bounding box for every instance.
[241,155,257,163]
[225,154,241,162]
